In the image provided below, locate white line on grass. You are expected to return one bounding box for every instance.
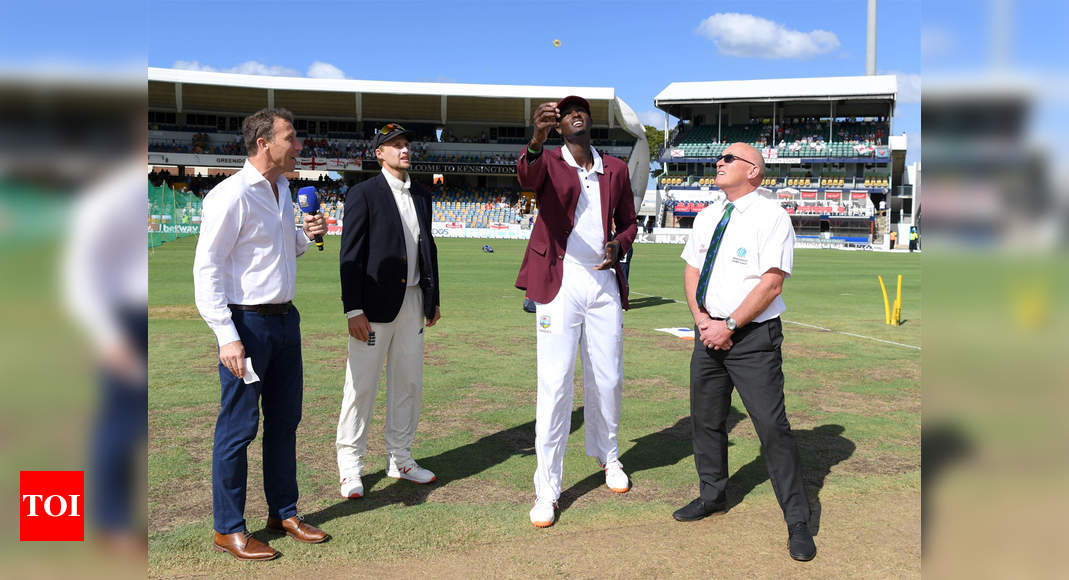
[629,291,921,351]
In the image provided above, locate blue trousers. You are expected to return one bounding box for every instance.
[212,306,303,534]
[90,307,147,531]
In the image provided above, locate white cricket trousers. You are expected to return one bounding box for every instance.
[533,260,624,501]
[336,286,425,479]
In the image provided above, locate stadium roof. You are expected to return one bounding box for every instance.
[654,74,898,106]
[147,67,620,126]
[147,67,650,201]
[148,67,616,101]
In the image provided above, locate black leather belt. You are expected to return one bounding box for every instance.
[228,302,292,316]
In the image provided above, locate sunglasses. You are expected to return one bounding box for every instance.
[379,123,406,135]
[715,153,756,167]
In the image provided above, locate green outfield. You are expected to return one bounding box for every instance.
[148,237,920,577]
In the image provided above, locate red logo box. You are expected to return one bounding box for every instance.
[20,471,84,541]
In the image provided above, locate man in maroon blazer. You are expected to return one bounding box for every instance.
[516,96,637,528]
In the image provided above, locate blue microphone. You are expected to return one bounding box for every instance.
[297,186,324,251]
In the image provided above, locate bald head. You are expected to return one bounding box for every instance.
[715,142,766,198]
[724,142,766,178]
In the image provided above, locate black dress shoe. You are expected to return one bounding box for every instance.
[788,521,817,561]
[672,498,726,521]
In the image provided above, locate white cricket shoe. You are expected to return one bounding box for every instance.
[530,497,557,528]
[340,475,364,498]
[387,457,437,484]
[600,458,630,493]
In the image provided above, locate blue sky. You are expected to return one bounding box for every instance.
[4,0,923,162]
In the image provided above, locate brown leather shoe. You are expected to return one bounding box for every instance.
[266,515,329,544]
[212,531,279,561]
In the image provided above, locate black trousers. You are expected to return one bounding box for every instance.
[689,317,810,525]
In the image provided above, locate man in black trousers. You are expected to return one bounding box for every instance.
[677,143,816,562]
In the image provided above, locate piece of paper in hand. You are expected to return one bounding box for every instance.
[243,357,260,384]
[655,327,695,340]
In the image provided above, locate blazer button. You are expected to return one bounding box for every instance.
[558,254,564,260]
[402,256,407,262]
[401,278,406,284]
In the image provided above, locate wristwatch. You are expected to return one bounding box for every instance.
[725,316,738,331]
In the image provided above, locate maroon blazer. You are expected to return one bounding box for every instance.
[515,146,638,309]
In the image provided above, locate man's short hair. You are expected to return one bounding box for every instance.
[242,108,294,156]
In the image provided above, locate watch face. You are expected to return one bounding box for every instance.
[726,318,737,330]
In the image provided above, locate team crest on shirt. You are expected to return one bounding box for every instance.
[731,247,749,265]
[538,315,552,332]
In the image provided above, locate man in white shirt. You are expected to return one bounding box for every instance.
[676,143,816,562]
[64,159,148,557]
[516,96,637,527]
[193,108,328,561]
[336,123,441,500]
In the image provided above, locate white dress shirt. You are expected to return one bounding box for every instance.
[559,145,605,267]
[64,161,148,351]
[194,159,311,346]
[382,168,421,285]
[681,188,794,322]
[345,168,421,319]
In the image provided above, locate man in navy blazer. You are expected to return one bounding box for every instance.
[336,123,441,499]
[516,96,637,527]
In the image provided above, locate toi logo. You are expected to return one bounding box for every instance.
[20,471,84,541]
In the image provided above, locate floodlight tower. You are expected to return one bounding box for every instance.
[867,0,877,75]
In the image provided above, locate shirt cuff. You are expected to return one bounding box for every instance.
[213,323,242,347]
[296,226,312,255]
[346,309,364,319]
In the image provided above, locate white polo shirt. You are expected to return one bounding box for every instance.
[559,144,605,267]
[680,188,794,322]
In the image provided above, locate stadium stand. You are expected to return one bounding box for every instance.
[150,132,419,161]
[150,129,631,168]
[281,185,535,231]
[669,120,887,159]
[649,75,907,243]
[431,186,528,228]
[147,67,648,249]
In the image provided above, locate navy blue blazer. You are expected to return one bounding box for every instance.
[340,173,439,323]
